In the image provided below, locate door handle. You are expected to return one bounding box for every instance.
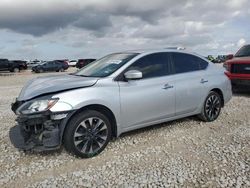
[163,84,174,90]
[200,79,208,84]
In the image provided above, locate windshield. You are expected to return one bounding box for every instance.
[235,45,250,57]
[75,53,138,77]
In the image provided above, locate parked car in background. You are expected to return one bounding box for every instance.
[0,59,27,72]
[32,60,69,73]
[224,44,250,91]
[76,59,96,69]
[10,49,232,158]
[68,60,77,67]
[10,60,28,70]
[27,60,44,68]
[55,59,69,65]
[206,55,217,63]
[216,55,227,63]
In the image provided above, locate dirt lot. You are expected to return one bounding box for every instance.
[0,69,249,187]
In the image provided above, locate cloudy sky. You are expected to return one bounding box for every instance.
[0,0,249,60]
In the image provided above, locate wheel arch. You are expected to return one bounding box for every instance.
[210,88,224,107]
[61,104,118,142]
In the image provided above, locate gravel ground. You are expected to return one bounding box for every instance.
[0,69,249,188]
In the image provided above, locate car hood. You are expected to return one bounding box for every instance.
[18,74,98,101]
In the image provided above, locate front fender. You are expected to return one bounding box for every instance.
[50,80,121,136]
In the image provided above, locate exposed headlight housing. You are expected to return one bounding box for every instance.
[17,99,58,115]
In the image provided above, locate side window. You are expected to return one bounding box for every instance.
[172,53,204,74]
[128,53,171,79]
[199,59,208,70]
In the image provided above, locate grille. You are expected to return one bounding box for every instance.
[231,64,250,74]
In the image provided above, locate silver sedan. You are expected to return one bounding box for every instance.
[10,49,232,158]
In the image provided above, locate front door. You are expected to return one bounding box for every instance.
[118,52,175,130]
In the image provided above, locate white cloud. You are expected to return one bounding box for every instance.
[0,0,249,58]
[223,43,235,49]
[237,38,246,47]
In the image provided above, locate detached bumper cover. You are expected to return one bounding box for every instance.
[9,111,72,152]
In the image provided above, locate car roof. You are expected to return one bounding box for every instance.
[114,48,209,63]
[118,47,200,56]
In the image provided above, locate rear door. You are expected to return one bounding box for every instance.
[170,52,208,115]
[43,62,51,71]
[52,62,59,71]
[118,52,176,130]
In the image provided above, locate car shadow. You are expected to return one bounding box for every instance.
[119,116,199,139]
[22,116,199,157]
[233,90,250,97]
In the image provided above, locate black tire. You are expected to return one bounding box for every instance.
[59,68,64,72]
[13,67,20,73]
[63,110,112,158]
[198,91,222,122]
[39,69,44,73]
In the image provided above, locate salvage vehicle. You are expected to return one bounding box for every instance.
[27,60,44,69]
[68,60,77,67]
[76,59,96,69]
[10,49,232,158]
[224,44,250,91]
[10,60,28,70]
[32,60,69,73]
[0,59,27,72]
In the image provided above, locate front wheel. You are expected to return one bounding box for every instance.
[198,91,222,122]
[63,110,112,158]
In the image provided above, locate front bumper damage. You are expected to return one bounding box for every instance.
[9,111,72,152]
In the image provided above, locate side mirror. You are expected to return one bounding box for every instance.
[226,54,234,60]
[124,70,142,80]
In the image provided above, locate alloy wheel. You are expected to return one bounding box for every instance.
[205,94,221,120]
[73,117,108,154]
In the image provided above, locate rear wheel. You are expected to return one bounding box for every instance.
[198,91,222,122]
[64,110,111,158]
[13,68,20,73]
[59,68,64,72]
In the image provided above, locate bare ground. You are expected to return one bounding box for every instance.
[0,69,249,187]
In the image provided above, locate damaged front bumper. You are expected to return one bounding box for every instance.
[9,111,73,152]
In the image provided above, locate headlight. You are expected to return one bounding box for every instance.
[17,99,58,115]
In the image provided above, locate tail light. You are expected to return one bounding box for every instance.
[223,62,231,72]
[224,71,231,79]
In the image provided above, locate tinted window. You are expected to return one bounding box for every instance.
[199,58,208,70]
[128,53,171,79]
[235,45,250,57]
[172,53,207,73]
